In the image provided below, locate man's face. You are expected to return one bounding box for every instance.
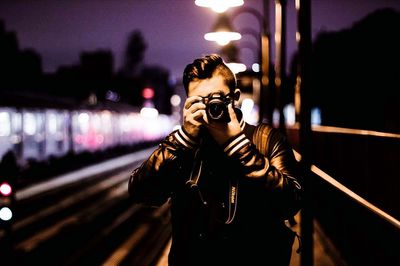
[188,74,230,99]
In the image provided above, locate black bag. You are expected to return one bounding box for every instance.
[252,123,302,260]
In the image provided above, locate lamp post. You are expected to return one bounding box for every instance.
[275,0,287,131]
[202,4,271,124]
[233,37,260,71]
[204,13,242,46]
[218,42,247,74]
[296,0,313,265]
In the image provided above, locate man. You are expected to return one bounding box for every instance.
[129,54,302,266]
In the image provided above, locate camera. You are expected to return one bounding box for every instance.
[203,94,232,123]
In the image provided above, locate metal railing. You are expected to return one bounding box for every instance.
[289,125,400,265]
[311,125,400,139]
[292,148,400,230]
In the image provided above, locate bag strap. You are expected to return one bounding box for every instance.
[253,123,302,253]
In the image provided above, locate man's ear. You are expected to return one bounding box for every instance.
[233,88,241,103]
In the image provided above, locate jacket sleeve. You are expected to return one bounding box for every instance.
[222,125,302,219]
[128,127,198,206]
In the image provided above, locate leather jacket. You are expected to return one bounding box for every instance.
[129,111,302,266]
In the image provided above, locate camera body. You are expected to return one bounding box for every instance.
[202,94,232,123]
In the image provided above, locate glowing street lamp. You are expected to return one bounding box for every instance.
[204,13,241,45]
[226,62,247,74]
[195,0,244,13]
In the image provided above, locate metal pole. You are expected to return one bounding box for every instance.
[297,0,313,265]
[229,5,270,125]
[259,0,270,124]
[274,0,287,132]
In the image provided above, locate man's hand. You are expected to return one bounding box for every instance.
[204,103,241,145]
[182,96,207,138]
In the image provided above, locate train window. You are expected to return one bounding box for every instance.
[101,111,112,133]
[23,111,46,161]
[0,111,11,137]
[100,110,113,148]
[24,112,37,136]
[74,111,104,152]
[11,111,22,135]
[59,111,70,155]
[45,110,68,157]
[48,112,58,135]
[0,109,12,160]
[92,113,101,132]
[10,111,22,161]
[78,112,90,134]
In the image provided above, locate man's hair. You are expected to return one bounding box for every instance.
[182,54,236,94]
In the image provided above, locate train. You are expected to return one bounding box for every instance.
[0,104,178,167]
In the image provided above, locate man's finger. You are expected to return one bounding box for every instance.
[192,109,206,121]
[188,118,202,127]
[228,103,237,121]
[187,102,206,113]
[184,96,203,109]
[203,111,209,124]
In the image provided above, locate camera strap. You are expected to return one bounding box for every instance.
[185,144,239,223]
[224,122,256,224]
[185,147,207,205]
[185,123,253,224]
[225,178,238,224]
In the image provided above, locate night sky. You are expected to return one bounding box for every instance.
[1,0,400,81]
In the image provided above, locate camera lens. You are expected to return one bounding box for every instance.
[208,101,225,119]
[203,94,231,123]
[207,98,228,121]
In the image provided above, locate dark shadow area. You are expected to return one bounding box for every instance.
[288,8,400,133]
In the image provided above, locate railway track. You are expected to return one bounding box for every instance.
[0,149,171,266]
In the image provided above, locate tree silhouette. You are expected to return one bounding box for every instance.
[309,8,400,133]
